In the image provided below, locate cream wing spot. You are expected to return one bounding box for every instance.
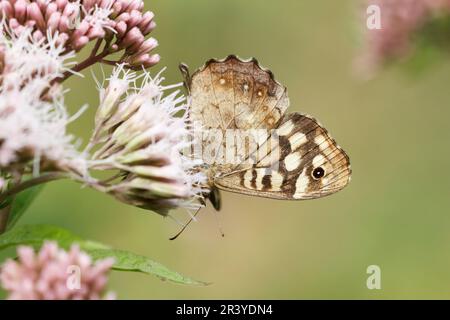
[315,135,331,151]
[314,135,327,149]
[312,154,325,168]
[254,168,266,190]
[270,170,283,191]
[244,170,253,189]
[294,169,310,199]
[289,132,307,150]
[277,120,294,136]
[284,152,302,171]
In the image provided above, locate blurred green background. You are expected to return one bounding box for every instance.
[3,0,450,299]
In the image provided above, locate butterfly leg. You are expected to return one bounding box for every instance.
[179,63,191,94]
[208,187,222,211]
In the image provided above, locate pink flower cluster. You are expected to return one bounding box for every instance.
[360,0,450,71]
[0,242,115,300]
[0,0,159,68]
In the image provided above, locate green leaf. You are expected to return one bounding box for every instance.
[0,224,208,286]
[0,224,84,250]
[87,248,209,286]
[6,185,44,230]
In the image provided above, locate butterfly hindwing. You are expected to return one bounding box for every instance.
[213,113,351,200]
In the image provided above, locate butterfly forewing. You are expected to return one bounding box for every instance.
[189,55,289,131]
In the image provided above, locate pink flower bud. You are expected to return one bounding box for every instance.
[112,1,123,15]
[115,20,127,37]
[129,53,160,68]
[128,37,158,63]
[117,0,130,12]
[82,0,97,11]
[73,35,89,50]
[17,246,36,269]
[44,2,57,20]
[143,53,160,68]
[72,20,89,38]
[56,32,69,46]
[127,35,144,53]
[116,12,130,23]
[138,11,154,30]
[138,37,158,54]
[127,9,142,29]
[32,29,45,41]
[141,20,156,35]
[1,0,159,70]
[62,2,79,20]
[47,11,61,33]
[127,0,142,12]
[36,0,48,11]
[87,25,106,40]
[27,2,46,30]
[100,0,112,9]
[58,15,70,33]
[56,0,68,11]
[8,18,19,29]
[0,1,14,19]
[0,242,115,300]
[13,0,27,24]
[132,52,150,64]
[24,20,36,28]
[120,26,142,48]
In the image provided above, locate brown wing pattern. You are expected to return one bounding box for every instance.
[183,55,351,200]
[214,113,351,200]
[188,55,290,131]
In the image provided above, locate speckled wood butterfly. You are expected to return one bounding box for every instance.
[180,55,351,212]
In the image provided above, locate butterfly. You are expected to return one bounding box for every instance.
[179,55,351,213]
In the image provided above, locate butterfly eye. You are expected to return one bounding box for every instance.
[312,167,325,180]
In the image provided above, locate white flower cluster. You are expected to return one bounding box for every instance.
[0,5,205,215]
[89,65,206,214]
[0,25,85,175]
[0,23,205,214]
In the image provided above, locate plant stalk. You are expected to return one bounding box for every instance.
[0,205,12,234]
[0,171,23,234]
[0,172,67,206]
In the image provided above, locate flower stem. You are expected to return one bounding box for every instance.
[90,39,103,58]
[0,172,109,233]
[0,172,67,205]
[56,48,113,83]
[0,171,23,234]
[0,205,13,234]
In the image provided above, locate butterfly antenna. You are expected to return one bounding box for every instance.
[213,210,225,237]
[169,207,201,241]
